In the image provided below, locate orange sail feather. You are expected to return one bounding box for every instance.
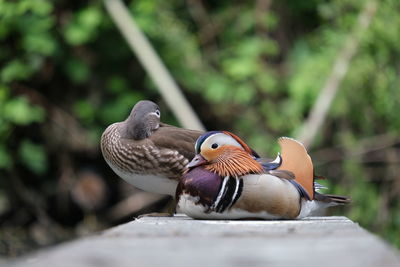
[277,137,314,199]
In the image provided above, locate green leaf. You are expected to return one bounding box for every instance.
[79,7,102,27]
[17,0,53,16]
[106,76,130,94]
[64,58,90,84]
[0,146,12,170]
[63,6,102,45]
[64,24,88,45]
[205,76,231,103]
[73,100,95,124]
[3,97,45,125]
[22,32,57,55]
[18,140,47,175]
[17,15,55,34]
[0,85,9,103]
[1,59,34,83]
[233,84,254,104]
[223,57,257,80]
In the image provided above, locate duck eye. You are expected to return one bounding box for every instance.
[155,110,160,117]
[211,143,218,149]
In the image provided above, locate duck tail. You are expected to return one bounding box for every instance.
[314,192,351,205]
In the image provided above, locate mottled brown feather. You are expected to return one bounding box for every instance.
[151,123,202,160]
[101,122,202,180]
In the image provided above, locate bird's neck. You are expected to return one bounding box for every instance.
[120,118,148,140]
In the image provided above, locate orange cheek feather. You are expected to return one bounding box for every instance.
[202,147,222,162]
[204,146,263,177]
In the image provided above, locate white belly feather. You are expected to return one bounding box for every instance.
[105,158,178,196]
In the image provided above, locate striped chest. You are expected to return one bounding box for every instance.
[177,167,244,212]
[101,123,189,178]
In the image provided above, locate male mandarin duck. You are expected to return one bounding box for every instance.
[176,131,350,219]
[101,100,203,196]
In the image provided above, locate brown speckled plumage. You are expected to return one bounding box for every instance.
[100,100,203,196]
[101,122,200,178]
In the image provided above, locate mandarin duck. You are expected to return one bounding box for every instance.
[176,131,350,219]
[101,100,203,196]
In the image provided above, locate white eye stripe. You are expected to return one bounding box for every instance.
[200,133,243,152]
[150,110,161,118]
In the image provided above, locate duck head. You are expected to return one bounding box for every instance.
[121,100,161,140]
[187,131,264,177]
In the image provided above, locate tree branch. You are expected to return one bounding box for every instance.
[103,0,205,131]
[296,1,378,148]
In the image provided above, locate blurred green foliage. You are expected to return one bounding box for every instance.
[0,0,399,254]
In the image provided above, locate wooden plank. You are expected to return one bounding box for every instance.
[6,216,400,267]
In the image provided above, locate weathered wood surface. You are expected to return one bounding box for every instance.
[5,215,400,267]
